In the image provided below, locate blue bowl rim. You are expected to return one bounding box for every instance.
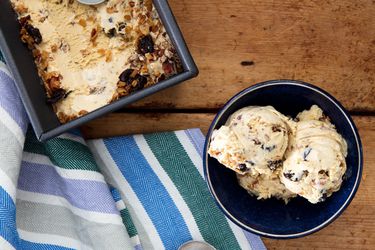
[203,79,363,239]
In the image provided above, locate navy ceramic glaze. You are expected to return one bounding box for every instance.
[203,80,363,238]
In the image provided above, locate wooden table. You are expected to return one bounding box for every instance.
[81,1,375,249]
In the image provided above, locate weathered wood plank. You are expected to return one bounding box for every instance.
[127,0,374,112]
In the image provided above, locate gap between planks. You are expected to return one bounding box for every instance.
[80,113,374,139]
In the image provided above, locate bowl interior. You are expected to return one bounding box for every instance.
[205,81,362,238]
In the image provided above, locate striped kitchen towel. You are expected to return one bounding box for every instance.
[0,53,266,249]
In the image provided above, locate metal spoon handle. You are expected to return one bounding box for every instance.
[76,0,106,5]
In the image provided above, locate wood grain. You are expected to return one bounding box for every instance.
[126,0,375,112]
[81,115,375,249]
[81,112,215,138]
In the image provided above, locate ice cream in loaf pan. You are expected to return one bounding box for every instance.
[10,0,182,123]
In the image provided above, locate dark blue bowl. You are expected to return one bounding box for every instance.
[203,80,363,238]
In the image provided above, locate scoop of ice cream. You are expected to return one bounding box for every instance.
[225,106,294,174]
[281,105,347,203]
[237,169,296,203]
[208,126,249,174]
[208,106,294,175]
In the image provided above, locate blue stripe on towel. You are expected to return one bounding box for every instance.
[110,187,122,202]
[0,186,19,248]
[104,136,192,250]
[20,240,74,250]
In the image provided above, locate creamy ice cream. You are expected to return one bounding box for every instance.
[237,169,296,203]
[280,105,348,203]
[11,0,181,123]
[208,106,293,175]
[208,106,296,201]
[208,105,347,204]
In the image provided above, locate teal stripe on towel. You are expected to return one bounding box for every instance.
[145,132,241,250]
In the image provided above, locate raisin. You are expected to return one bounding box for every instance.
[107,28,116,37]
[237,164,247,172]
[19,15,31,26]
[264,145,276,152]
[157,74,166,82]
[272,125,282,132]
[134,74,147,90]
[252,139,261,145]
[25,24,42,44]
[119,69,134,83]
[46,89,71,104]
[283,172,295,180]
[318,170,329,176]
[319,193,328,202]
[267,160,282,171]
[119,69,148,92]
[138,35,154,54]
[118,22,126,30]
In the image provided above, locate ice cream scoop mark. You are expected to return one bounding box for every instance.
[303,147,312,161]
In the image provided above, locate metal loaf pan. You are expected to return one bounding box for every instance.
[0,0,198,141]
